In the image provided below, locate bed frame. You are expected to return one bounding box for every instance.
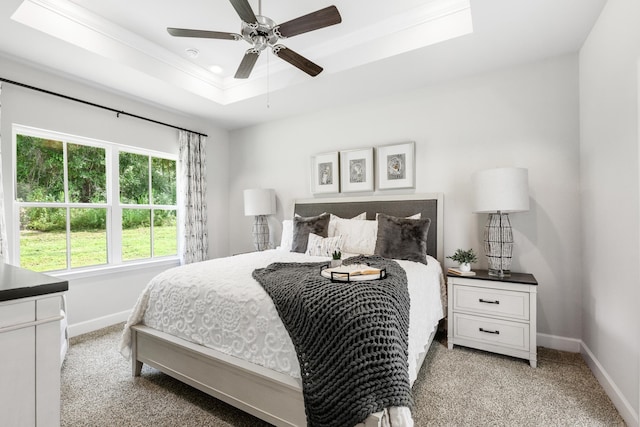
[130,193,444,426]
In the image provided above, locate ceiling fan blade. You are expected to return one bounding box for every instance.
[229,0,257,24]
[276,5,342,38]
[272,45,323,77]
[167,28,240,40]
[234,50,260,79]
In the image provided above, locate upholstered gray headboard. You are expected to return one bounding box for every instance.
[293,194,444,264]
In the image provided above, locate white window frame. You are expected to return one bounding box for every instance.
[116,147,179,264]
[12,124,180,276]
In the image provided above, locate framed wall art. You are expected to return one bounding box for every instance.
[310,151,340,194]
[376,142,415,190]
[340,148,374,193]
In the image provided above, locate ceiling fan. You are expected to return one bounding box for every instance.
[167,0,342,79]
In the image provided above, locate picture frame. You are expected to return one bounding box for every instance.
[340,148,374,193]
[376,142,415,190]
[311,151,340,194]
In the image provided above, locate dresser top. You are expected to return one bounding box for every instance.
[0,262,68,302]
[447,269,538,285]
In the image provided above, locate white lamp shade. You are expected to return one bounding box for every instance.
[472,167,529,213]
[244,188,276,216]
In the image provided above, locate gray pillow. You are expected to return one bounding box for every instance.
[291,213,330,253]
[374,213,431,264]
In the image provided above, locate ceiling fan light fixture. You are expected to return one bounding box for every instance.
[253,35,268,51]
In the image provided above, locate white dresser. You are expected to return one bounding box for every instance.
[447,270,538,368]
[0,263,68,427]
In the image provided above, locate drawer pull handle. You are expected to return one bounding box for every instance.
[479,298,500,304]
[479,328,500,335]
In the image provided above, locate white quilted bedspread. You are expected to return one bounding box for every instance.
[120,250,444,384]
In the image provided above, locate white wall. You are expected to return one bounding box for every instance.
[579,0,640,424]
[229,54,582,343]
[0,55,230,335]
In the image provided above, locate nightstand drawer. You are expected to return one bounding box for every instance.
[453,285,529,320]
[453,313,530,351]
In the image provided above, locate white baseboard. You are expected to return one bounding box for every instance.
[537,332,581,352]
[68,310,131,338]
[581,341,639,427]
[537,332,638,427]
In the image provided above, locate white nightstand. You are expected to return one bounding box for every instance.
[447,270,538,367]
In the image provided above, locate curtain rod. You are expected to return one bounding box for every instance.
[0,77,208,138]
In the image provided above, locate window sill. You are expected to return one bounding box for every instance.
[48,257,180,281]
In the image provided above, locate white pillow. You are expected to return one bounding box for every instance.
[331,218,378,255]
[306,233,344,257]
[328,212,366,237]
[279,219,294,251]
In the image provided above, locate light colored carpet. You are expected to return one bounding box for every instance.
[61,324,625,426]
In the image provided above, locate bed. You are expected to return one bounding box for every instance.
[121,193,444,427]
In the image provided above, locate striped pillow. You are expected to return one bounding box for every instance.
[306,233,344,257]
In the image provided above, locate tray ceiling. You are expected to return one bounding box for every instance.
[0,0,607,129]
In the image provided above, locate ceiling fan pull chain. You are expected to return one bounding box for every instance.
[266,52,270,109]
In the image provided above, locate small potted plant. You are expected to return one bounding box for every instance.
[330,250,342,268]
[447,248,478,272]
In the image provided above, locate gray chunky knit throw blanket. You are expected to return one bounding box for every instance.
[252,255,412,427]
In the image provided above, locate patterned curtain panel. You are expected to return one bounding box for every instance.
[179,130,208,264]
[0,83,8,260]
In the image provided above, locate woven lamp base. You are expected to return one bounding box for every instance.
[252,215,270,251]
[484,212,513,278]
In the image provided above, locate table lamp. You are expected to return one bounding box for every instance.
[243,188,276,251]
[472,167,529,277]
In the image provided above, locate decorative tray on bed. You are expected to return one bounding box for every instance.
[320,263,387,282]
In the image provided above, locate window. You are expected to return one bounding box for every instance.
[14,126,178,272]
[119,152,177,261]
